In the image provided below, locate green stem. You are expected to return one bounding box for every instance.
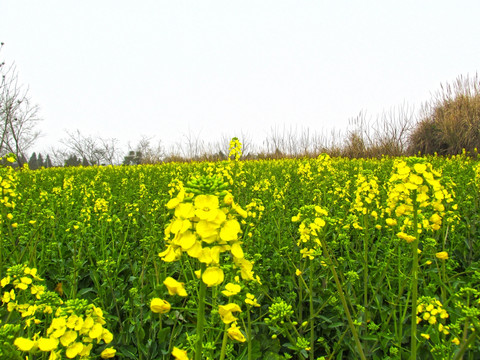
[410,195,419,360]
[319,236,367,360]
[396,233,404,354]
[363,215,369,325]
[309,260,315,360]
[440,260,447,305]
[167,311,181,354]
[195,263,207,360]
[247,307,252,360]
[282,322,297,345]
[219,324,229,360]
[410,238,419,360]
[137,329,143,360]
[298,266,304,327]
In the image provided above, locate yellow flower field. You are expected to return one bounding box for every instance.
[1,148,480,359]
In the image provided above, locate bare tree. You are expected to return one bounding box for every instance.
[238,130,257,158]
[131,135,164,164]
[0,43,41,165]
[372,102,415,156]
[60,129,120,165]
[182,130,205,160]
[98,137,121,165]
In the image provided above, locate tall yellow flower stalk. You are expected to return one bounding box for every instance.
[385,159,454,359]
[159,176,257,285]
[0,155,18,267]
[159,174,257,359]
[293,204,367,360]
[351,171,381,330]
[228,137,242,161]
[292,205,328,359]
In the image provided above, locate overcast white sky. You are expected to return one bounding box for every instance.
[1,1,480,155]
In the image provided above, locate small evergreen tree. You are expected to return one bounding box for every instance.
[37,153,45,168]
[28,152,38,170]
[45,154,53,168]
[64,154,81,167]
[123,150,142,165]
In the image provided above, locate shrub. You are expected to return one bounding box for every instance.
[409,74,480,155]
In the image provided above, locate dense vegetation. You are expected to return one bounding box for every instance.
[1,148,480,359]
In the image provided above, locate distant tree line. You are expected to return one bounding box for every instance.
[27,152,52,170]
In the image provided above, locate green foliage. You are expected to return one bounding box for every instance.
[0,155,480,358]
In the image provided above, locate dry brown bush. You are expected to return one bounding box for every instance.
[409,74,480,155]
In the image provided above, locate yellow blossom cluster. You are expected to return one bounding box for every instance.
[15,299,115,359]
[0,157,18,227]
[1,264,46,313]
[474,162,480,189]
[351,172,380,229]
[416,298,449,327]
[292,205,328,259]
[163,276,188,297]
[219,303,242,324]
[297,161,314,183]
[228,137,243,161]
[219,283,259,342]
[159,175,258,286]
[93,197,109,219]
[245,293,260,307]
[217,302,247,341]
[385,160,454,242]
[414,296,461,350]
[1,264,115,359]
[253,178,271,192]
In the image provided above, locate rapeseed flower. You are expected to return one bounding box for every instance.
[171,346,189,360]
[436,251,448,260]
[160,175,257,287]
[174,230,197,251]
[416,297,449,331]
[158,245,182,263]
[164,277,188,297]
[396,232,416,243]
[245,293,260,307]
[14,337,36,351]
[220,219,241,241]
[150,298,171,313]
[202,267,224,287]
[222,283,241,297]
[386,159,454,242]
[228,137,242,161]
[65,341,84,358]
[38,337,59,351]
[101,347,117,358]
[227,322,246,342]
[194,195,220,221]
[60,330,77,347]
[218,303,242,324]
